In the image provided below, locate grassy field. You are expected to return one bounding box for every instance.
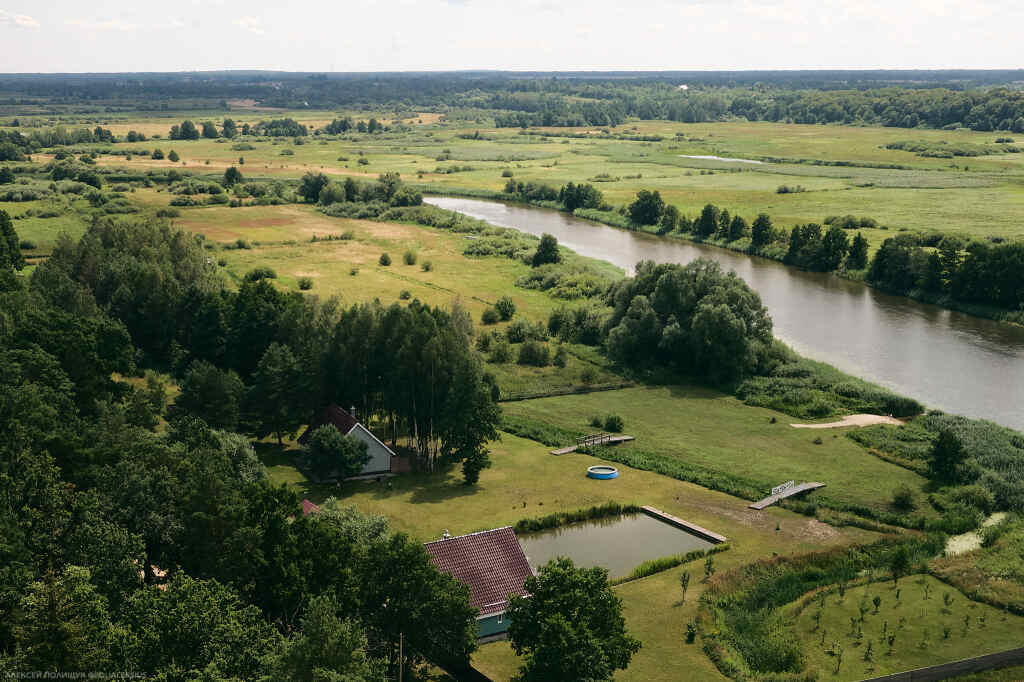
[260,430,878,681]
[500,386,934,516]
[66,113,1024,250]
[169,200,624,396]
[788,575,1024,681]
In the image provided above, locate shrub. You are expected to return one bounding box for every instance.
[399,290,411,300]
[349,266,359,276]
[505,318,544,343]
[892,484,916,511]
[19,239,36,250]
[517,340,550,367]
[502,169,514,177]
[495,296,517,320]
[481,307,500,325]
[553,345,567,368]
[378,252,391,266]
[489,340,512,364]
[580,367,597,385]
[298,277,313,290]
[402,250,417,265]
[421,260,433,272]
[476,332,493,352]
[590,415,604,428]
[234,238,252,250]
[604,414,624,433]
[168,150,180,162]
[357,157,369,166]
[244,266,277,282]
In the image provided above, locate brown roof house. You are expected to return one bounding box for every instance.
[424,526,534,638]
[298,404,402,478]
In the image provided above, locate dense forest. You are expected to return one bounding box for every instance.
[0,192,504,676]
[2,71,1024,131]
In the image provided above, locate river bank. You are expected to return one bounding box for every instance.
[424,195,1024,431]
[413,183,1024,328]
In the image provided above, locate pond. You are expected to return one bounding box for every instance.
[518,513,715,578]
[425,196,1024,431]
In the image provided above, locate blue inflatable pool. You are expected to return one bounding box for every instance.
[587,465,619,480]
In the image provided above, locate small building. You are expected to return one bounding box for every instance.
[300,499,321,516]
[425,527,534,638]
[298,404,400,477]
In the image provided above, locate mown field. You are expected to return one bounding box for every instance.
[46,110,1024,251]
[501,386,934,517]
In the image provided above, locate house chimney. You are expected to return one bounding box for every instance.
[442,529,451,540]
[350,405,357,421]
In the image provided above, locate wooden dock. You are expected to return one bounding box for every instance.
[749,482,826,510]
[641,506,727,544]
[550,433,634,455]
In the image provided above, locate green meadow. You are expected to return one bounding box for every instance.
[67,112,1024,253]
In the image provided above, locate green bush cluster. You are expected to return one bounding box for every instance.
[513,502,642,534]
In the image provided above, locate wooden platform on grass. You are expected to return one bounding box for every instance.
[550,434,634,455]
[641,506,727,544]
[748,482,826,510]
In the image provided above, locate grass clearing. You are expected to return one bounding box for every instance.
[501,385,934,516]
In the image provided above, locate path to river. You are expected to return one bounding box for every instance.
[426,197,1024,431]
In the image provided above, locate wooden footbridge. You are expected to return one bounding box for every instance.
[550,432,635,455]
[749,480,826,509]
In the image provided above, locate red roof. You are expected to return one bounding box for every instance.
[425,527,533,617]
[301,499,321,516]
[297,404,358,445]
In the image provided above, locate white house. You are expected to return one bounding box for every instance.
[297,404,400,476]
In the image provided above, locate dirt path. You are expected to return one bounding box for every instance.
[790,414,904,429]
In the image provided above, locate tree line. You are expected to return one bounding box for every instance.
[30,212,499,474]
[868,235,1024,311]
[621,190,1021,311]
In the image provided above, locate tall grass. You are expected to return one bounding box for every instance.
[513,501,641,534]
[610,544,730,586]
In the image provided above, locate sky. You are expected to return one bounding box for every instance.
[1,0,1021,73]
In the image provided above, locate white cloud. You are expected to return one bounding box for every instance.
[0,10,40,29]
[237,16,265,35]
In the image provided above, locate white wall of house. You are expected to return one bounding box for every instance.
[348,424,394,474]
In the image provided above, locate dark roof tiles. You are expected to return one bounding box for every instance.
[297,404,358,445]
[425,527,533,616]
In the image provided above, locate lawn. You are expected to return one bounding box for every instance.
[500,385,934,516]
[788,575,1024,681]
[260,430,879,681]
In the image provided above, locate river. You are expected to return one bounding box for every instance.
[425,197,1024,431]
